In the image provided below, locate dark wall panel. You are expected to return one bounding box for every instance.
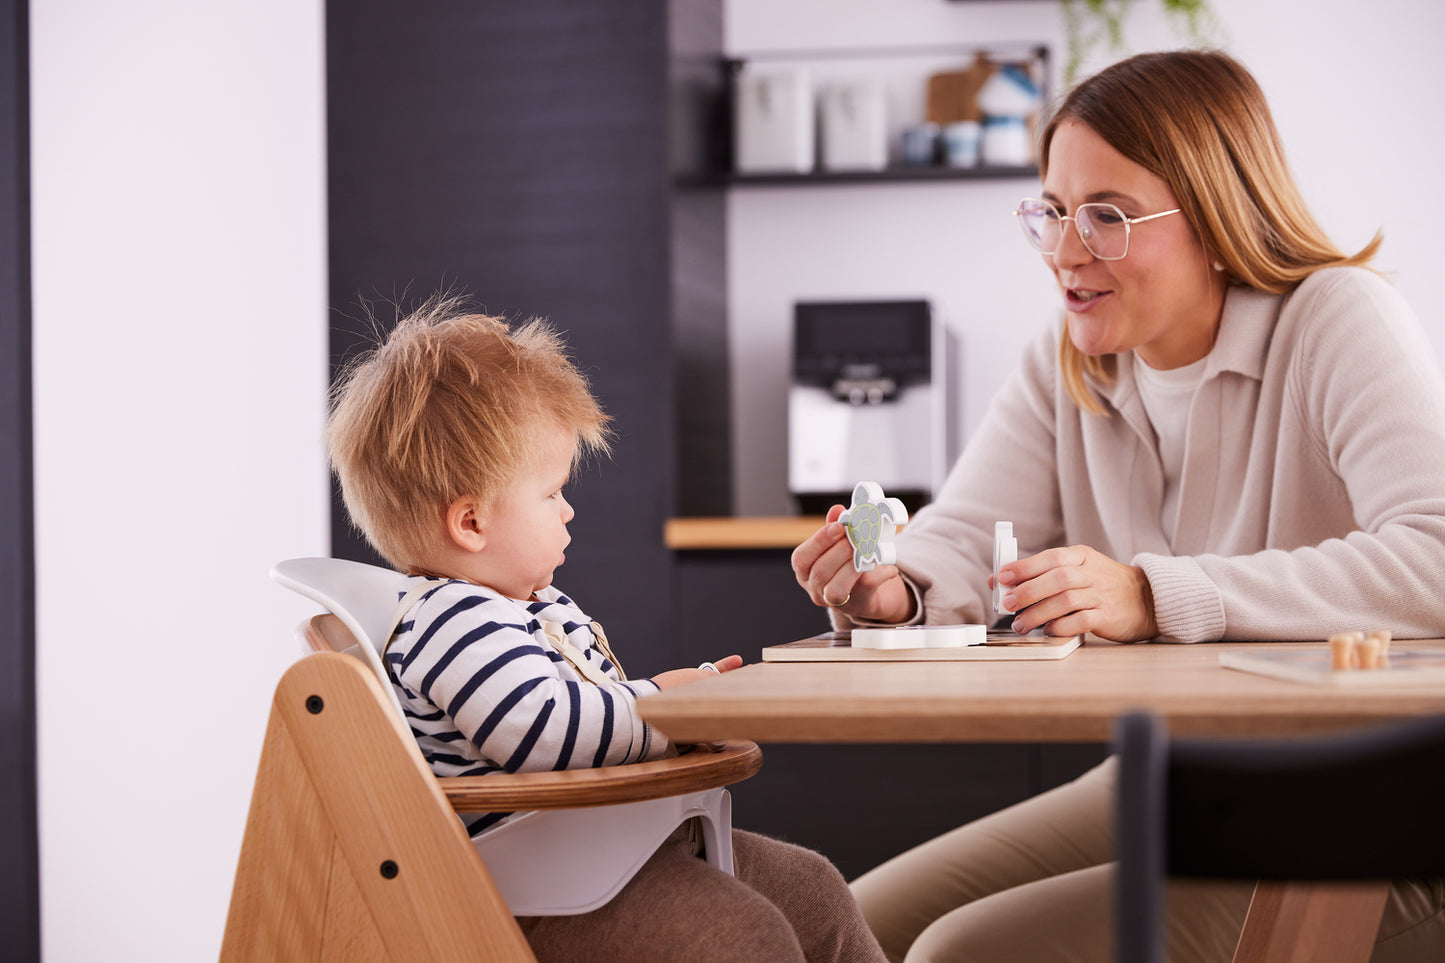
[327,2,677,653]
[0,0,38,957]
[669,0,731,515]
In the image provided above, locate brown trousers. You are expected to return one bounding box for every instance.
[518,827,887,963]
[849,758,1445,962]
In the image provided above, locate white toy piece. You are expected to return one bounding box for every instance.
[993,521,1018,616]
[852,624,987,650]
[837,481,909,573]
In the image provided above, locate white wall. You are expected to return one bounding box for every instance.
[727,0,1445,514]
[30,2,328,960]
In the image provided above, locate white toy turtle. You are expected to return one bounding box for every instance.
[837,481,909,572]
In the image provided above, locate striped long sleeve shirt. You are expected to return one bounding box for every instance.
[385,576,669,834]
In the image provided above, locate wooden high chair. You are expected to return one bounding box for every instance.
[222,567,762,962]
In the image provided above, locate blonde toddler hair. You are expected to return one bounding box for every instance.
[328,295,611,569]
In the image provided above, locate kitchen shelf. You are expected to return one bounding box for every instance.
[723,162,1038,187]
[713,42,1050,187]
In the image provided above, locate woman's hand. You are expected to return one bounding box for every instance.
[790,505,914,624]
[995,544,1158,642]
[651,654,744,690]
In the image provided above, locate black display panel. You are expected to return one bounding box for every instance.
[793,299,931,383]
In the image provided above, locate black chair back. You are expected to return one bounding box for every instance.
[1115,711,1445,963]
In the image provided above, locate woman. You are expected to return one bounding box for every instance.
[791,50,1445,961]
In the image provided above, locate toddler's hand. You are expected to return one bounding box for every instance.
[651,654,744,690]
[706,654,744,673]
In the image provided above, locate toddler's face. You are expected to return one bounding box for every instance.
[473,422,577,599]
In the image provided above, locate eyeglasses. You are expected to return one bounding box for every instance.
[1013,198,1182,261]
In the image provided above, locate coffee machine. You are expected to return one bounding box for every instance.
[788,299,957,514]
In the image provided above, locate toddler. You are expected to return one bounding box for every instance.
[328,295,885,963]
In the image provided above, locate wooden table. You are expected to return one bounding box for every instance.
[640,638,1445,963]
[639,639,1445,744]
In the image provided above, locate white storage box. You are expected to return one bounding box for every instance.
[819,80,886,171]
[734,67,814,174]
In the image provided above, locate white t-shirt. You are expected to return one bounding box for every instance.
[1133,352,1208,542]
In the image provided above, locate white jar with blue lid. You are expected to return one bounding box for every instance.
[982,116,1029,167]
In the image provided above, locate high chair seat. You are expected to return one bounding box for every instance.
[264,557,759,918]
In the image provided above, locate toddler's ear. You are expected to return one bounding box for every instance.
[444,496,487,553]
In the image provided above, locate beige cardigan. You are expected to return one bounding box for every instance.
[872,267,1445,642]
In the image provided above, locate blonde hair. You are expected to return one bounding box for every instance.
[327,295,611,568]
[1042,50,1381,414]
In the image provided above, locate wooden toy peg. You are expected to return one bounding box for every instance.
[1367,629,1393,669]
[1356,634,1382,670]
[1329,632,1356,670]
[1346,630,1365,667]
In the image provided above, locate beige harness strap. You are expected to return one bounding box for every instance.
[382,580,626,688]
[540,618,624,679]
[586,620,626,681]
[381,582,439,657]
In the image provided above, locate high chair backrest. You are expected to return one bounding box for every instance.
[271,556,408,718]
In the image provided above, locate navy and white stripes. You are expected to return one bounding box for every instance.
[386,576,667,834]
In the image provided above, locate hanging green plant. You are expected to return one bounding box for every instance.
[1061,0,1225,89]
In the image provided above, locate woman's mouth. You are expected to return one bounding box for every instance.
[1066,287,1110,310]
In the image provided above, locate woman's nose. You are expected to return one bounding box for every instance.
[1051,217,1095,268]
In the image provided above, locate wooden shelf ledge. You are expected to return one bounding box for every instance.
[664,516,826,550]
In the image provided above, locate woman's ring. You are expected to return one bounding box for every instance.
[822,591,851,608]
[698,661,719,674]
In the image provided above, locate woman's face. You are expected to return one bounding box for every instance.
[1041,120,1226,369]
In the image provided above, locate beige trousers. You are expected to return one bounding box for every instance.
[519,826,887,962]
[850,758,1445,962]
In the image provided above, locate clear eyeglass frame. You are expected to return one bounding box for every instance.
[1013,197,1182,261]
